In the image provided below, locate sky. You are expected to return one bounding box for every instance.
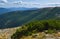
[0,0,60,8]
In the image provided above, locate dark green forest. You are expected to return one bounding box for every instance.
[0,7,60,28]
[11,20,60,39]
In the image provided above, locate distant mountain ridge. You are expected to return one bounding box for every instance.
[0,7,37,14]
[0,7,60,29]
[0,8,9,14]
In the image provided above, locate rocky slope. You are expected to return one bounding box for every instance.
[0,27,19,39]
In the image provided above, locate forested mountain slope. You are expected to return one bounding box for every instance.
[0,7,60,28]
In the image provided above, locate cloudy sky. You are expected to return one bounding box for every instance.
[0,0,60,8]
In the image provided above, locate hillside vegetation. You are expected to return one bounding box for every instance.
[11,20,60,39]
[0,7,60,28]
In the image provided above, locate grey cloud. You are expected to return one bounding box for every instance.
[0,1,6,3]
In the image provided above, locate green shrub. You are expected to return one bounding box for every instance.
[11,20,60,39]
[45,29,55,34]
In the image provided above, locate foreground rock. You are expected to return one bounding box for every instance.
[0,27,19,39]
[20,32,60,39]
[0,28,60,39]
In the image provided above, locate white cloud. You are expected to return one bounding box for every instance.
[0,0,60,8]
[3,0,8,2]
[46,3,60,7]
[11,1,42,8]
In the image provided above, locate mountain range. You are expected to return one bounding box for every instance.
[0,7,60,29]
[0,7,37,14]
